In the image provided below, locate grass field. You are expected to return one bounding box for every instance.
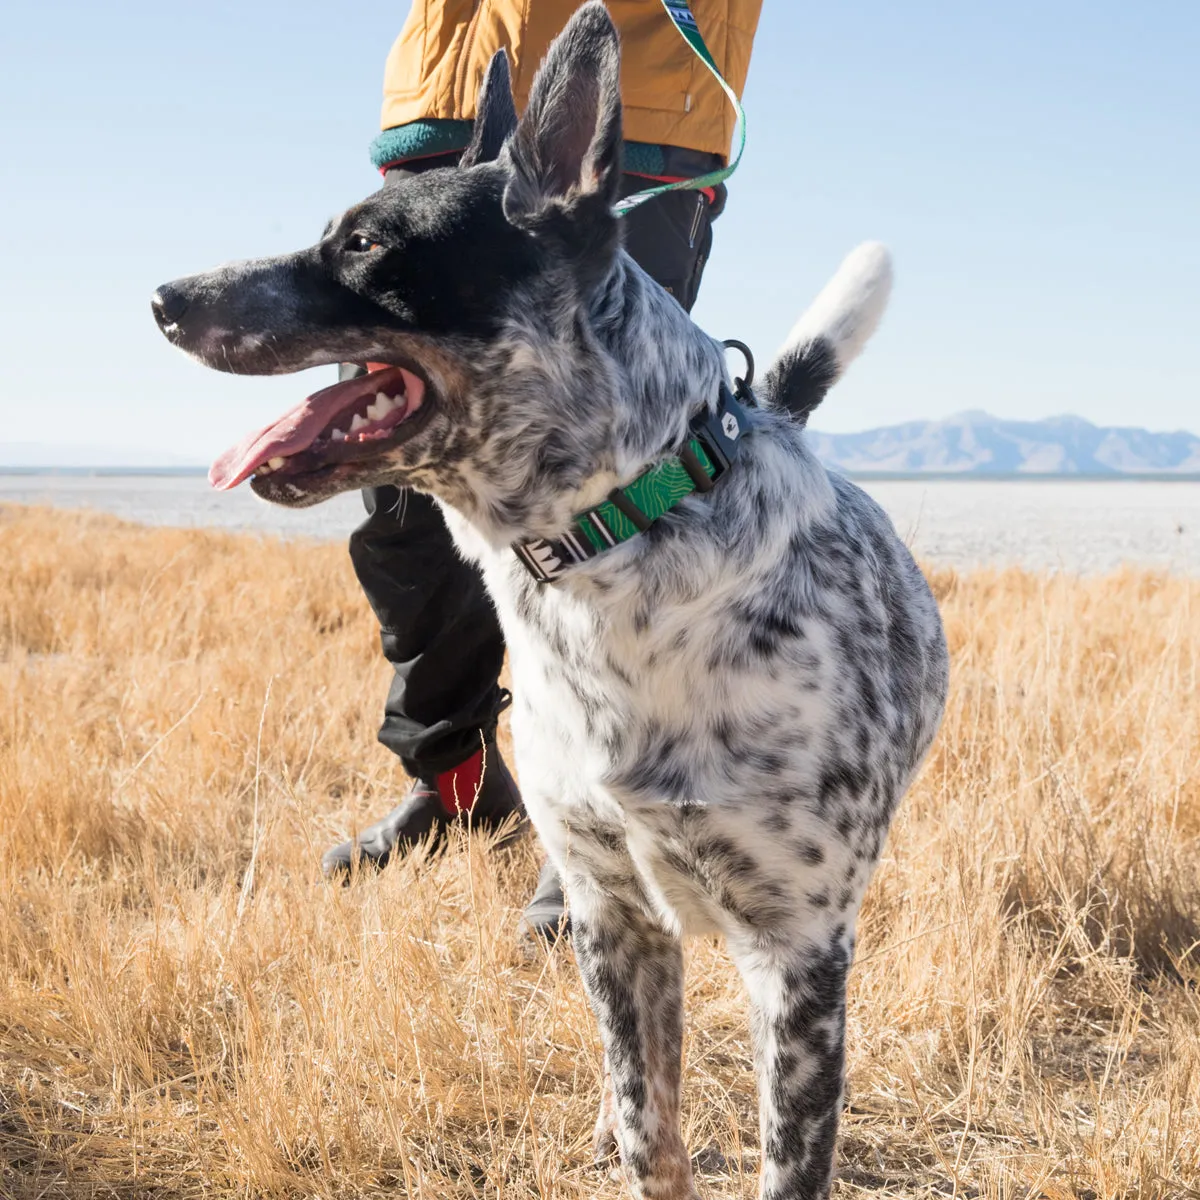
[2,504,1198,1199]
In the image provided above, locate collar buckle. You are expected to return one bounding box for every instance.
[689,381,753,477]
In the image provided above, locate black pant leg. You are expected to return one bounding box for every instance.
[349,485,508,777]
[355,167,722,776]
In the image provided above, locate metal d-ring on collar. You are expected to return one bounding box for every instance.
[722,338,755,396]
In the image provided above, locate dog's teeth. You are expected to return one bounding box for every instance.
[350,413,367,432]
[375,393,395,415]
[256,464,272,475]
[332,428,346,441]
[268,456,285,470]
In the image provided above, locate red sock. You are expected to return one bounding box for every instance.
[435,747,485,816]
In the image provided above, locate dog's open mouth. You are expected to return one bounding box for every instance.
[209,364,432,491]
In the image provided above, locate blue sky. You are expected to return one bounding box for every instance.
[2,0,1197,462]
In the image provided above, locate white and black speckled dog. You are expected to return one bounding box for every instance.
[154,6,948,1195]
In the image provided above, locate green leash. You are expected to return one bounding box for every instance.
[612,0,747,216]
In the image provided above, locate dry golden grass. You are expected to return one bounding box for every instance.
[2,503,1198,1199]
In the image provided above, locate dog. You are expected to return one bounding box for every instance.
[153,6,949,1195]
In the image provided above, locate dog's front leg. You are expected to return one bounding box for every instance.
[571,887,697,1200]
[592,1052,619,1163]
[729,930,854,1200]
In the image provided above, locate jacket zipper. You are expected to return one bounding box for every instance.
[456,0,486,115]
[688,193,705,249]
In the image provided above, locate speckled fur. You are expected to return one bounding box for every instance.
[157,7,948,1195]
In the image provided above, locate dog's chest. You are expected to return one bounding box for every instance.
[449,485,947,934]
[499,564,825,765]
[501,581,662,762]
[503,599,850,935]
[495,564,849,883]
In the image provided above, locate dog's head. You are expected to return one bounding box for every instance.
[152,3,663,542]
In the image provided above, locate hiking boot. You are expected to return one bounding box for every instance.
[322,744,525,879]
[520,859,570,944]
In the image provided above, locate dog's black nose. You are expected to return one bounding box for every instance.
[151,285,189,330]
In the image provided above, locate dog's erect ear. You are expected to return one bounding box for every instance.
[461,49,518,168]
[502,2,622,226]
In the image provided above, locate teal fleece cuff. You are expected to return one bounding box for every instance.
[370,120,668,177]
[370,120,474,169]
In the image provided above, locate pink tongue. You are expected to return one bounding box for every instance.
[208,367,423,491]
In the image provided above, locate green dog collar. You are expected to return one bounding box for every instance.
[514,381,754,584]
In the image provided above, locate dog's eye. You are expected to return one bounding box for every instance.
[346,232,382,253]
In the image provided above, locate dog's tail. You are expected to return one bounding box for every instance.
[762,242,893,426]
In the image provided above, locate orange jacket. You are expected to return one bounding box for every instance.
[379,1,762,162]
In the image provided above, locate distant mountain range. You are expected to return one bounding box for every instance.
[4,413,1200,477]
[808,412,1200,476]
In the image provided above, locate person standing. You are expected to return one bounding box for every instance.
[323,1,764,941]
